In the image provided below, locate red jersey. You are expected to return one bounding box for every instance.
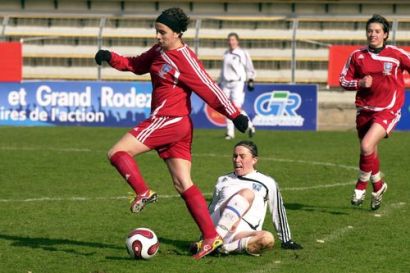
[339,45,410,112]
[109,44,240,119]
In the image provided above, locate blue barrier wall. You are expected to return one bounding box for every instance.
[397,92,410,130]
[0,81,318,130]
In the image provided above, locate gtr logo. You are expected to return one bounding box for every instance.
[253,90,304,126]
[255,91,301,116]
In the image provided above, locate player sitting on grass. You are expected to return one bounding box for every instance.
[191,141,302,256]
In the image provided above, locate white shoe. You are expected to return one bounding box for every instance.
[351,189,366,206]
[247,121,256,138]
[225,134,234,140]
[371,182,387,210]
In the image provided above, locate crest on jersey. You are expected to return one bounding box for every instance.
[158,64,172,79]
[383,62,393,75]
[252,183,262,192]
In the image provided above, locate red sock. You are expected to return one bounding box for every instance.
[371,154,384,192]
[355,181,368,190]
[372,154,380,175]
[181,185,218,239]
[110,151,149,195]
[359,153,374,174]
[356,153,375,190]
[372,180,383,192]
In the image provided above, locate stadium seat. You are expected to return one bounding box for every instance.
[1,0,410,86]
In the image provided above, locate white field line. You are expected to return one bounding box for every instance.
[316,202,407,244]
[244,261,282,273]
[0,181,355,203]
[193,153,358,171]
[281,180,355,191]
[0,194,185,203]
[316,226,354,244]
[373,202,406,218]
[0,146,358,171]
[0,146,357,203]
[0,146,92,152]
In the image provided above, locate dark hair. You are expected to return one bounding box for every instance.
[366,14,390,40]
[227,32,240,41]
[156,7,190,33]
[234,140,258,157]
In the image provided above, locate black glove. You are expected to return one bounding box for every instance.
[281,240,303,250]
[95,50,111,65]
[247,79,255,92]
[232,114,249,133]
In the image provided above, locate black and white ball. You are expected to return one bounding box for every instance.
[126,228,160,259]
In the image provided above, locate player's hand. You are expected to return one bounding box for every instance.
[95,50,111,65]
[247,79,255,92]
[359,75,372,88]
[281,240,303,250]
[232,114,249,133]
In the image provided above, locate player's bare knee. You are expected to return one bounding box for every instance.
[360,140,375,155]
[172,177,193,194]
[260,231,274,249]
[107,147,124,160]
[237,188,255,203]
[107,148,116,160]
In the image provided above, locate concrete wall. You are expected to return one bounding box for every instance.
[317,91,356,131]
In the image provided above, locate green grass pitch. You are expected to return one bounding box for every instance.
[0,127,409,273]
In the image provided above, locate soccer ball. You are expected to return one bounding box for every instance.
[125,228,160,260]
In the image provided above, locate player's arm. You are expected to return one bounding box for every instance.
[244,50,256,81]
[339,51,361,91]
[178,49,250,132]
[178,55,239,119]
[207,178,222,214]
[267,179,302,250]
[244,50,256,91]
[95,45,157,75]
[398,47,410,73]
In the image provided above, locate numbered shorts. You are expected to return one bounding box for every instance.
[356,109,401,139]
[129,115,193,161]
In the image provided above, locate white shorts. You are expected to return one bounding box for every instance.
[211,207,255,244]
[221,81,246,108]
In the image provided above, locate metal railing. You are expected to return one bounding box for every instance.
[2,14,410,83]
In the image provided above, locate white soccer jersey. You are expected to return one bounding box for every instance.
[221,47,256,82]
[208,170,292,242]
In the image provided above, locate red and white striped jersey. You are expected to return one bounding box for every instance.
[339,45,410,111]
[109,44,240,119]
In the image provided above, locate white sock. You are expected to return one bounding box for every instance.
[226,119,235,137]
[223,237,250,253]
[358,169,371,182]
[216,194,250,238]
[371,171,382,183]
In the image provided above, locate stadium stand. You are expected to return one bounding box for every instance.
[1,0,410,86]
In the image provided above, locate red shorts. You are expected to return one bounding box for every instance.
[356,109,401,139]
[129,116,193,161]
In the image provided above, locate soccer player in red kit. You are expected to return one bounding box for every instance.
[94,8,252,259]
[340,14,410,210]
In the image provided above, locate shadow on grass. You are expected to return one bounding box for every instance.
[158,236,192,255]
[285,203,350,215]
[0,233,123,256]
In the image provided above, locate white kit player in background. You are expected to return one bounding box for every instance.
[191,141,302,256]
[220,33,256,140]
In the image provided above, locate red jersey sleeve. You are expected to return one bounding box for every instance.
[177,47,240,120]
[397,47,410,72]
[108,45,158,75]
[339,50,360,91]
